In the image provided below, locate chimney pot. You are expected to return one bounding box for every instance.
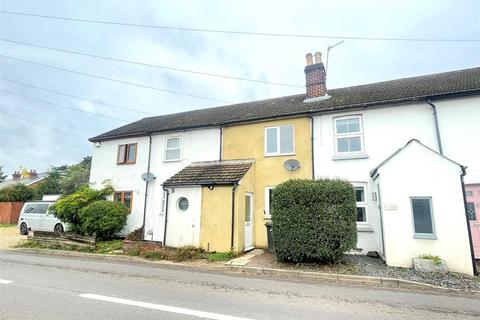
[28,169,38,180]
[314,52,322,64]
[305,53,313,66]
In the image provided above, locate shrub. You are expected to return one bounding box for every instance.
[419,254,442,266]
[79,200,128,240]
[272,179,357,263]
[208,251,235,262]
[173,246,202,262]
[51,185,114,233]
[0,184,36,202]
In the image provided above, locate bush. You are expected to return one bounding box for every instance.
[272,179,357,263]
[51,185,114,233]
[0,184,37,202]
[79,200,128,240]
[125,227,144,241]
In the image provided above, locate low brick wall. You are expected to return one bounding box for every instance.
[123,239,163,255]
[0,202,24,224]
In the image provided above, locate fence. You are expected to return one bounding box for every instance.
[0,202,24,224]
[28,231,97,250]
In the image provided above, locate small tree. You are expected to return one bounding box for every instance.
[51,185,113,233]
[79,200,128,240]
[0,166,7,182]
[272,179,357,263]
[59,156,91,195]
[0,184,36,202]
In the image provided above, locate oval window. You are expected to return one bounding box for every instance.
[177,197,189,211]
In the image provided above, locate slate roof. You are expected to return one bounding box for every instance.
[0,172,48,190]
[90,67,480,142]
[163,160,254,186]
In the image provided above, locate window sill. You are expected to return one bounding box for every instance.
[332,153,369,161]
[264,153,296,158]
[164,159,181,163]
[357,225,374,232]
[117,162,136,165]
[413,234,437,240]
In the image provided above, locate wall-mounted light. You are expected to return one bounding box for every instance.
[208,185,215,190]
[95,142,101,148]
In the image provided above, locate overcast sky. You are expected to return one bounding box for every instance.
[0,0,479,176]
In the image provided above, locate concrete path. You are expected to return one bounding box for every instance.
[224,249,263,266]
[1,250,479,320]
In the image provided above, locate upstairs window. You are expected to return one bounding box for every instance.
[117,143,137,164]
[466,191,473,197]
[165,137,182,161]
[265,125,294,156]
[354,185,367,222]
[334,116,364,154]
[411,197,435,238]
[114,191,133,211]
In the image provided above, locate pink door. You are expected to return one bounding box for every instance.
[466,184,480,259]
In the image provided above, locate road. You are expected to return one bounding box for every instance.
[0,251,479,320]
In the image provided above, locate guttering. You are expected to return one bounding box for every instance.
[162,185,170,246]
[427,99,443,155]
[141,134,153,239]
[308,114,315,179]
[231,182,239,251]
[460,166,478,275]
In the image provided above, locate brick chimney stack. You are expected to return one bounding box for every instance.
[304,51,327,101]
[12,171,21,180]
[28,169,38,179]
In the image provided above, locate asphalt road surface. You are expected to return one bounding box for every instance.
[0,251,479,320]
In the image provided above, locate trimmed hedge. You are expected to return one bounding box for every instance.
[79,200,129,240]
[272,179,357,263]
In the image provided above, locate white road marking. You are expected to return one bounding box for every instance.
[79,293,254,320]
[0,279,13,284]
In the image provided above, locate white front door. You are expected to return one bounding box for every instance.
[244,193,254,250]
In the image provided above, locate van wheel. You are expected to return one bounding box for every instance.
[54,224,64,234]
[20,223,28,235]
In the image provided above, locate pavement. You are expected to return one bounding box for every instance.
[1,250,479,320]
[224,249,263,266]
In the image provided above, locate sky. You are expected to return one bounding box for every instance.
[0,0,479,176]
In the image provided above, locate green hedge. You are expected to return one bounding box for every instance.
[272,179,357,263]
[0,184,36,202]
[80,200,129,240]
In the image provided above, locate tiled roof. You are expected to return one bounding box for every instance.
[90,67,480,142]
[163,160,254,186]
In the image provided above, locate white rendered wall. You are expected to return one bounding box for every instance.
[376,142,473,275]
[312,96,480,254]
[165,187,202,247]
[435,96,480,184]
[89,128,220,238]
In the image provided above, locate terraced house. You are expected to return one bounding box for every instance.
[89,53,480,275]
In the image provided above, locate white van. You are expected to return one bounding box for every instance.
[17,201,68,235]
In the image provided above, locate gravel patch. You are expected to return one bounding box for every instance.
[0,226,26,249]
[248,252,480,291]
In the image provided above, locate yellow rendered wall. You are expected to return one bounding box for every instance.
[199,185,232,252]
[199,166,255,253]
[222,117,312,249]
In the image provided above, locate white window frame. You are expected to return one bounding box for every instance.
[264,187,274,218]
[264,125,295,156]
[164,137,182,162]
[353,183,368,224]
[333,115,364,155]
[410,196,436,239]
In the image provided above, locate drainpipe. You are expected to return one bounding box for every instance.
[142,134,152,239]
[308,115,315,179]
[219,127,223,161]
[460,166,478,275]
[162,186,170,246]
[427,99,443,155]
[230,182,239,251]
